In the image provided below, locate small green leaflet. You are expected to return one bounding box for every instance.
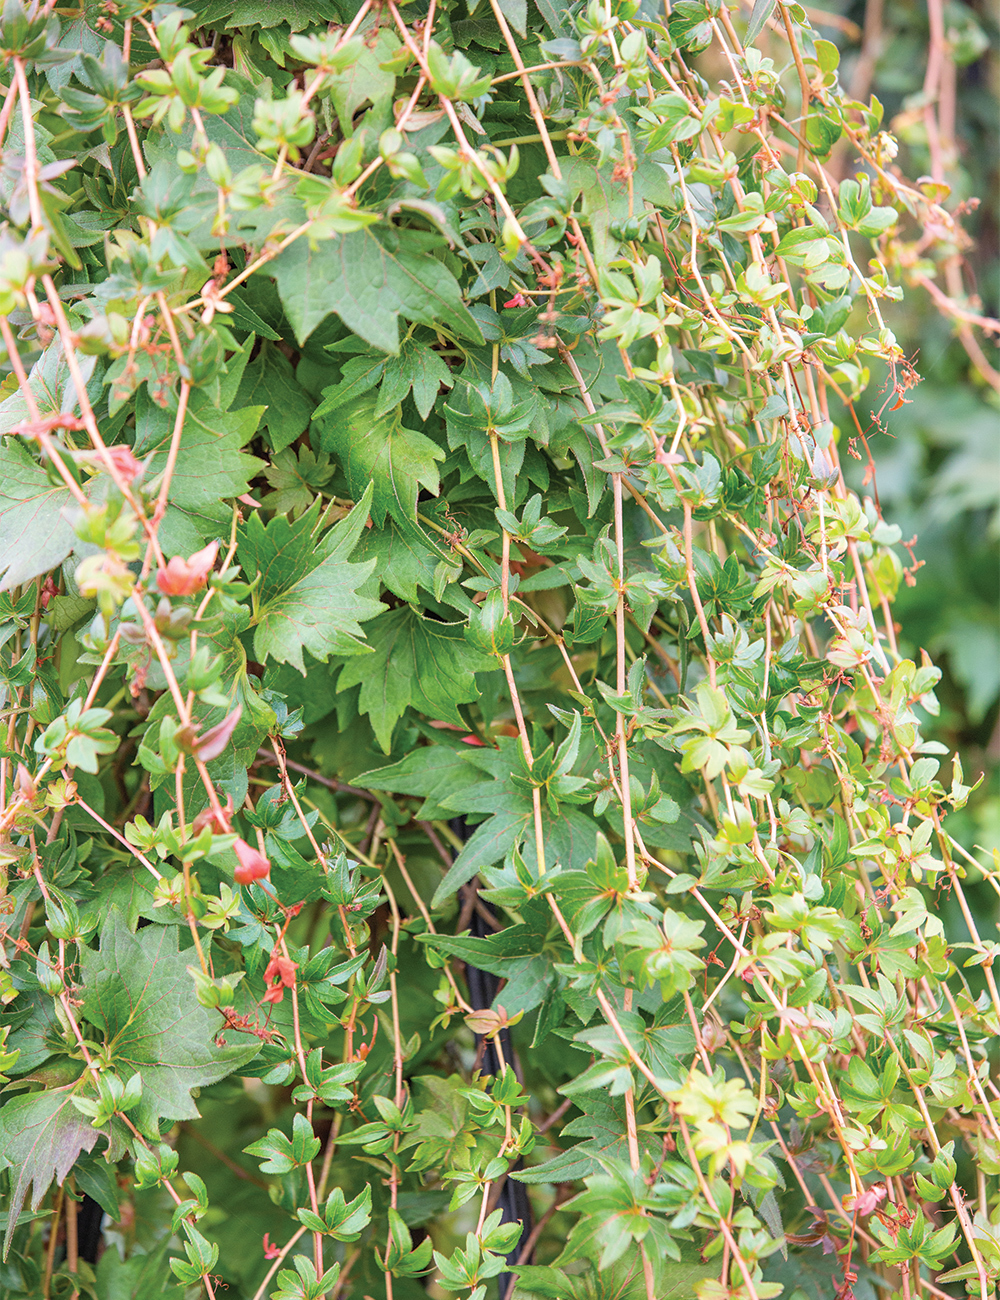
[337,605,493,752]
[744,0,777,45]
[270,227,485,353]
[320,396,444,526]
[239,488,384,671]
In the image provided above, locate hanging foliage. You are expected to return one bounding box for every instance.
[0,1,997,1299]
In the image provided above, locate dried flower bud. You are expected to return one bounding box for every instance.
[155,541,219,597]
[233,837,270,886]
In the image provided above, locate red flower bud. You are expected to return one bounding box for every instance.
[155,541,219,597]
[233,837,270,886]
[103,445,144,482]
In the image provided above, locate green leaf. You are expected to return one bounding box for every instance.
[234,341,313,452]
[239,490,384,671]
[744,0,776,45]
[0,438,92,592]
[496,0,527,37]
[78,909,260,1135]
[804,109,843,157]
[326,27,399,133]
[351,519,448,603]
[514,1093,660,1186]
[134,390,266,511]
[337,605,493,751]
[260,444,335,517]
[359,743,483,821]
[270,227,485,353]
[376,335,454,422]
[0,340,97,437]
[320,396,445,526]
[93,1231,175,1298]
[0,1091,100,1259]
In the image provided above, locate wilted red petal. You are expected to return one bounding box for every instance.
[15,763,35,800]
[233,837,270,883]
[11,413,88,438]
[155,541,219,597]
[192,795,235,836]
[104,445,144,481]
[195,706,242,762]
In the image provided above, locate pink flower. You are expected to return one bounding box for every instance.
[262,952,298,1004]
[103,445,144,482]
[155,541,219,597]
[233,837,270,886]
[503,292,528,308]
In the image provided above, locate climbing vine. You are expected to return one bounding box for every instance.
[0,1,997,1299]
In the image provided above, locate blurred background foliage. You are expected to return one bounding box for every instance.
[826,0,999,861]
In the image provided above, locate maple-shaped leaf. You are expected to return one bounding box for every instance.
[0,1091,99,1258]
[398,1075,477,1173]
[357,741,482,821]
[78,909,261,1136]
[196,0,340,32]
[238,488,384,672]
[316,335,453,424]
[337,606,493,752]
[234,340,313,453]
[362,736,599,904]
[420,896,558,1015]
[270,226,484,352]
[320,395,444,527]
[376,336,453,422]
[351,519,446,603]
[516,1094,661,1189]
[260,445,335,518]
[133,388,265,511]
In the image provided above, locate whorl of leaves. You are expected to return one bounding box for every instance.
[0,1,996,1299]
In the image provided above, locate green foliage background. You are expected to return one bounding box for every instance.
[0,1,997,1300]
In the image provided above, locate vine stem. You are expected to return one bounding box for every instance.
[249,1227,308,1300]
[13,59,44,229]
[487,427,547,874]
[72,796,162,881]
[388,839,471,1012]
[269,740,358,956]
[282,931,323,1279]
[38,276,169,569]
[556,347,643,887]
[676,1116,760,1300]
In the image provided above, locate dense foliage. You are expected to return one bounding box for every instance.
[0,1,997,1299]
